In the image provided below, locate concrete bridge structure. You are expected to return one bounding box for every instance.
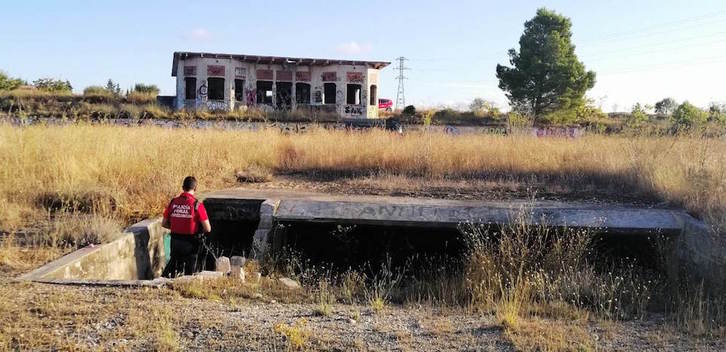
[19,188,720,284]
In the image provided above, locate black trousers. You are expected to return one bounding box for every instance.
[162,234,200,278]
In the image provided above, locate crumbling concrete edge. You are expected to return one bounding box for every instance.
[17,218,168,283]
[251,199,279,260]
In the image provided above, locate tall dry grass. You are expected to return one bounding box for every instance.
[0,123,723,231]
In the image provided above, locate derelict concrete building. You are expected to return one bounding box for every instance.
[171,51,390,119]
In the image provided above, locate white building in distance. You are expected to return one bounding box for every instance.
[171,51,390,119]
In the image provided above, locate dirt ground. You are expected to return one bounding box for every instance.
[0,281,723,352]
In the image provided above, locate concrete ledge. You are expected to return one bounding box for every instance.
[19,218,168,281]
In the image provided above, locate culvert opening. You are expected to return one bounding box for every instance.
[195,198,264,271]
[268,221,670,276]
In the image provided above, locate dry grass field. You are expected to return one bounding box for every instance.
[1,123,725,350]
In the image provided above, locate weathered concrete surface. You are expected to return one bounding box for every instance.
[203,189,689,235]
[20,218,167,281]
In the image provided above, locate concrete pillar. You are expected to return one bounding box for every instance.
[252,199,278,260]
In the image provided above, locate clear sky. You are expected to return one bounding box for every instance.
[1,1,725,112]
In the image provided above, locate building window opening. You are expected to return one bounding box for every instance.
[296,83,311,105]
[323,83,336,104]
[276,82,292,110]
[257,81,273,105]
[208,77,225,100]
[347,84,361,105]
[234,79,245,102]
[369,85,377,106]
[185,77,197,100]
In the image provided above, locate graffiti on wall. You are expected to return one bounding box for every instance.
[244,88,256,106]
[346,72,364,83]
[198,82,208,99]
[336,90,345,104]
[296,71,311,81]
[321,72,337,81]
[313,86,322,104]
[256,69,273,80]
[206,100,228,111]
[344,105,363,115]
[532,127,583,138]
[276,70,293,81]
[207,65,225,76]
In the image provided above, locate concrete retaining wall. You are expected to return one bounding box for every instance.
[19,218,167,281]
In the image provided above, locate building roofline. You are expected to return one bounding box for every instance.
[171,51,391,76]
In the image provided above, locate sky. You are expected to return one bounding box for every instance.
[1,0,725,112]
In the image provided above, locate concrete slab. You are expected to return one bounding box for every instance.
[204,188,689,235]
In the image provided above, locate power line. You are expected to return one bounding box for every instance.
[394,56,409,111]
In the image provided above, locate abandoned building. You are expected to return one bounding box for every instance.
[171,51,390,118]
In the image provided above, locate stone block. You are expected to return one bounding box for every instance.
[278,277,301,290]
[215,256,231,273]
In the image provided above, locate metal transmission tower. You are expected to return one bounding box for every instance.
[394,56,409,111]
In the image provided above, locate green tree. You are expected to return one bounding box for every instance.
[672,102,707,128]
[105,79,121,95]
[402,105,416,116]
[0,71,26,91]
[627,103,648,127]
[496,8,595,124]
[654,98,677,116]
[709,103,726,123]
[33,78,72,92]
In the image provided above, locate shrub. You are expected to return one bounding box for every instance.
[82,86,116,103]
[133,83,159,95]
[127,91,157,105]
[0,71,26,91]
[627,103,649,127]
[32,78,72,92]
[402,105,416,115]
[672,102,708,129]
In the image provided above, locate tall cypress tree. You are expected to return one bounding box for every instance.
[496,8,595,124]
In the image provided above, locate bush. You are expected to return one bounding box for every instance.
[127,91,157,105]
[133,83,159,95]
[627,103,648,127]
[672,102,707,129]
[0,71,25,91]
[33,78,72,92]
[402,105,416,116]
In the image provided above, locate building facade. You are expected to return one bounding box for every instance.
[171,52,389,119]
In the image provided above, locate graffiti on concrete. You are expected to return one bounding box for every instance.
[234,67,246,78]
[346,72,364,83]
[313,87,322,104]
[256,69,274,80]
[244,88,256,106]
[206,100,228,111]
[321,72,337,81]
[532,127,583,138]
[336,89,344,104]
[344,105,363,115]
[207,65,225,76]
[198,83,208,99]
[276,70,293,81]
[296,71,311,81]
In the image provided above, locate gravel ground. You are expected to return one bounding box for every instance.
[0,281,723,351]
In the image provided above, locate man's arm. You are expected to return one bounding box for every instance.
[201,219,211,233]
[162,202,171,229]
[197,202,212,234]
[161,217,171,229]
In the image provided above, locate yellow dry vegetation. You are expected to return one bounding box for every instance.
[0,123,723,229]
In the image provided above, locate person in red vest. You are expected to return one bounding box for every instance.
[161,176,212,277]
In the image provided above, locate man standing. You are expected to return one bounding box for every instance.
[161,176,212,277]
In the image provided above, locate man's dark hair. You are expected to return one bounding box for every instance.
[182,176,197,192]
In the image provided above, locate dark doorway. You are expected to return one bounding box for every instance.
[296,83,311,105]
[256,81,273,105]
[276,82,292,110]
